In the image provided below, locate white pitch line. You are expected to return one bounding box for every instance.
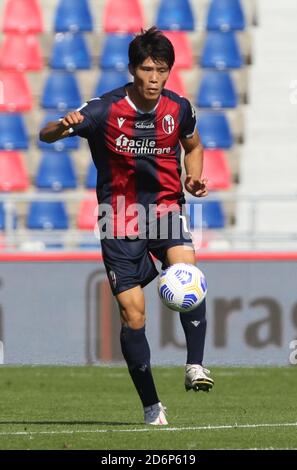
[0,422,297,436]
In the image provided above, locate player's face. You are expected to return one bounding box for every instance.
[130,57,170,102]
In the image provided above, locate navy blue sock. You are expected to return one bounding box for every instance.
[120,325,159,407]
[179,299,207,365]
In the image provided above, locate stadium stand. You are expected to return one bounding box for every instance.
[77,191,98,230]
[35,151,77,191]
[0,71,33,111]
[196,71,237,108]
[54,0,93,32]
[202,149,232,190]
[165,68,186,97]
[156,0,195,31]
[200,31,243,69]
[27,201,69,229]
[206,0,246,31]
[85,161,97,189]
[0,113,29,150]
[0,0,274,251]
[163,32,193,69]
[103,0,144,34]
[49,32,91,70]
[0,33,43,71]
[41,71,82,110]
[99,34,133,70]
[94,69,130,97]
[197,112,233,149]
[188,199,226,229]
[0,202,17,229]
[2,0,43,33]
[0,151,29,191]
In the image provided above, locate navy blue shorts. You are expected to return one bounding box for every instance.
[100,211,194,295]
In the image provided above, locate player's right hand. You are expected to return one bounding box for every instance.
[61,111,84,128]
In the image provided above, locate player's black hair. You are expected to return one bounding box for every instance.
[128,26,175,70]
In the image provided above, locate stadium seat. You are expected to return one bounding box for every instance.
[206,0,246,32]
[165,68,186,97]
[36,151,77,191]
[49,33,91,70]
[27,201,69,229]
[103,0,144,33]
[0,34,43,71]
[77,192,98,230]
[85,160,97,189]
[2,0,43,33]
[197,112,233,149]
[100,34,133,70]
[38,112,80,151]
[196,71,237,108]
[188,200,225,229]
[41,72,82,111]
[0,202,17,229]
[0,151,29,191]
[54,0,93,32]
[200,32,243,69]
[0,113,29,150]
[0,71,32,112]
[202,149,231,190]
[156,0,195,31]
[163,32,193,69]
[94,70,130,97]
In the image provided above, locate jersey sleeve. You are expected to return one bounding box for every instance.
[68,98,103,139]
[179,98,197,139]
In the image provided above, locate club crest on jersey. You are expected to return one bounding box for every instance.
[162,114,175,134]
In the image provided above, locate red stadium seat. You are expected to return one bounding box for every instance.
[164,32,193,69]
[202,149,231,190]
[77,192,98,230]
[103,0,144,33]
[165,68,186,97]
[2,0,43,33]
[0,71,32,111]
[0,151,29,191]
[0,34,43,71]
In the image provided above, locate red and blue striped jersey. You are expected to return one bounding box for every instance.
[70,85,196,235]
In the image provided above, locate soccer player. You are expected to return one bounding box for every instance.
[40,27,214,426]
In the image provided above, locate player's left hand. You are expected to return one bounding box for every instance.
[185,175,208,197]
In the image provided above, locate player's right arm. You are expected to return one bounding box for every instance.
[39,111,84,143]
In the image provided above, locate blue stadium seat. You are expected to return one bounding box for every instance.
[0,113,29,150]
[196,71,237,108]
[49,33,91,70]
[100,34,133,70]
[156,0,195,31]
[0,202,17,229]
[200,32,243,69]
[85,160,97,188]
[94,70,130,97]
[54,0,93,32]
[41,72,82,111]
[206,0,246,32]
[188,200,225,229]
[36,151,77,191]
[197,112,233,148]
[27,201,69,229]
[38,112,80,151]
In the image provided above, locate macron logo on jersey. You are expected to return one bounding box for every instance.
[117,117,126,128]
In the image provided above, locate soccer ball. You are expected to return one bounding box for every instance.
[158,263,207,313]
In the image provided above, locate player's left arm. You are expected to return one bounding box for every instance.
[181,129,208,198]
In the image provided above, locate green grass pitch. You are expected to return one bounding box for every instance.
[0,366,296,450]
